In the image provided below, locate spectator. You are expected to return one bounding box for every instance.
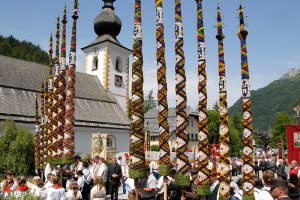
[253,176,273,200]
[0,170,17,198]
[30,176,47,199]
[208,171,219,200]
[263,170,274,192]
[139,167,158,199]
[90,176,106,200]
[46,176,66,200]
[14,176,30,199]
[107,158,122,200]
[270,178,292,200]
[66,182,82,200]
[290,160,300,178]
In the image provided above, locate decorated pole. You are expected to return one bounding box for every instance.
[155,0,171,177]
[39,83,45,170]
[174,0,190,188]
[195,0,210,196]
[238,5,255,200]
[43,80,48,168]
[64,0,78,162]
[129,0,146,180]
[278,137,283,159]
[34,94,41,171]
[47,33,54,160]
[52,16,61,161]
[216,6,231,199]
[57,6,67,161]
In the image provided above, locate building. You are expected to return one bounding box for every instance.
[0,0,131,155]
[144,107,199,154]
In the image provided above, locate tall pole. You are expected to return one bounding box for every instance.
[238,5,255,200]
[47,34,54,160]
[34,94,41,172]
[52,16,61,161]
[57,6,67,162]
[174,0,190,188]
[155,0,171,177]
[129,0,145,180]
[43,80,48,168]
[195,0,209,196]
[216,6,230,199]
[40,83,45,170]
[64,0,78,163]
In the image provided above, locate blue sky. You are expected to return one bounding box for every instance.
[1,0,300,108]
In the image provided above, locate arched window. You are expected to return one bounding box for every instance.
[115,57,122,72]
[107,137,113,148]
[92,48,99,71]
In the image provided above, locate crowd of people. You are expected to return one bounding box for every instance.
[1,153,300,200]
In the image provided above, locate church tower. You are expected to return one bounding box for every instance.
[82,0,131,114]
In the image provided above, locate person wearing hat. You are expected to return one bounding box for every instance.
[270,178,292,200]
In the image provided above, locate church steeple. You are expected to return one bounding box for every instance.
[82,0,131,114]
[94,0,121,39]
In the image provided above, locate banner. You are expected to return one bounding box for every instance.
[286,125,300,163]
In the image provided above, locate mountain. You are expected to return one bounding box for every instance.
[229,69,300,131]
[0,35,48,65]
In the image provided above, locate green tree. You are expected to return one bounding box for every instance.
[0,35,48,64]
[208,106,220,144]
[0,120,34,175]
[144,89,157,114]
[271,112,292,149]
[229,112,243,156]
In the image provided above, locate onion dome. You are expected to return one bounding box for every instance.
[94,0,122,39]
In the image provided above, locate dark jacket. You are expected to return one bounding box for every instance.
[107,163,122,186]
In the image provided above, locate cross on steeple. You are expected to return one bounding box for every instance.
[102,0,116,9]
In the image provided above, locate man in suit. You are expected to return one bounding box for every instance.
[208,171,219,200]
[108,158,122,200]
[270,178,292,200]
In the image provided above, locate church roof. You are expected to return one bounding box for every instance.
[0,55,130,129]
[144,107,198,136]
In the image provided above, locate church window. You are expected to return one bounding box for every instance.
[92,47,99,71]
[107,138,113,148]
[115,75,123,87]
[115,57,122,72]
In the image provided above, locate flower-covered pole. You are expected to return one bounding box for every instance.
[155,0,171,176]
[174,0,190,188]
[47,34,54,160]
[64,0,78,162]
[39,83,45,169]
[34,94,41,171]
[43,80,48,167]
[216,6,231,199]
[57,6,67,162]
[238,5,255,200]
[195,0,210,196]
[52,16,61,161]
[129,0,146,179]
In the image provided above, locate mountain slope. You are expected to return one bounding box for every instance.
[0,35,48,64]
[229,69,300,131]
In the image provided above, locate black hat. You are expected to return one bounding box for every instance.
[288,183,300,197]
[269,178,288,188]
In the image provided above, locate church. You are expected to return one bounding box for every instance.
[0,0,131,155]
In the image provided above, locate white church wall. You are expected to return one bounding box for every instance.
[15,122,130,157]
